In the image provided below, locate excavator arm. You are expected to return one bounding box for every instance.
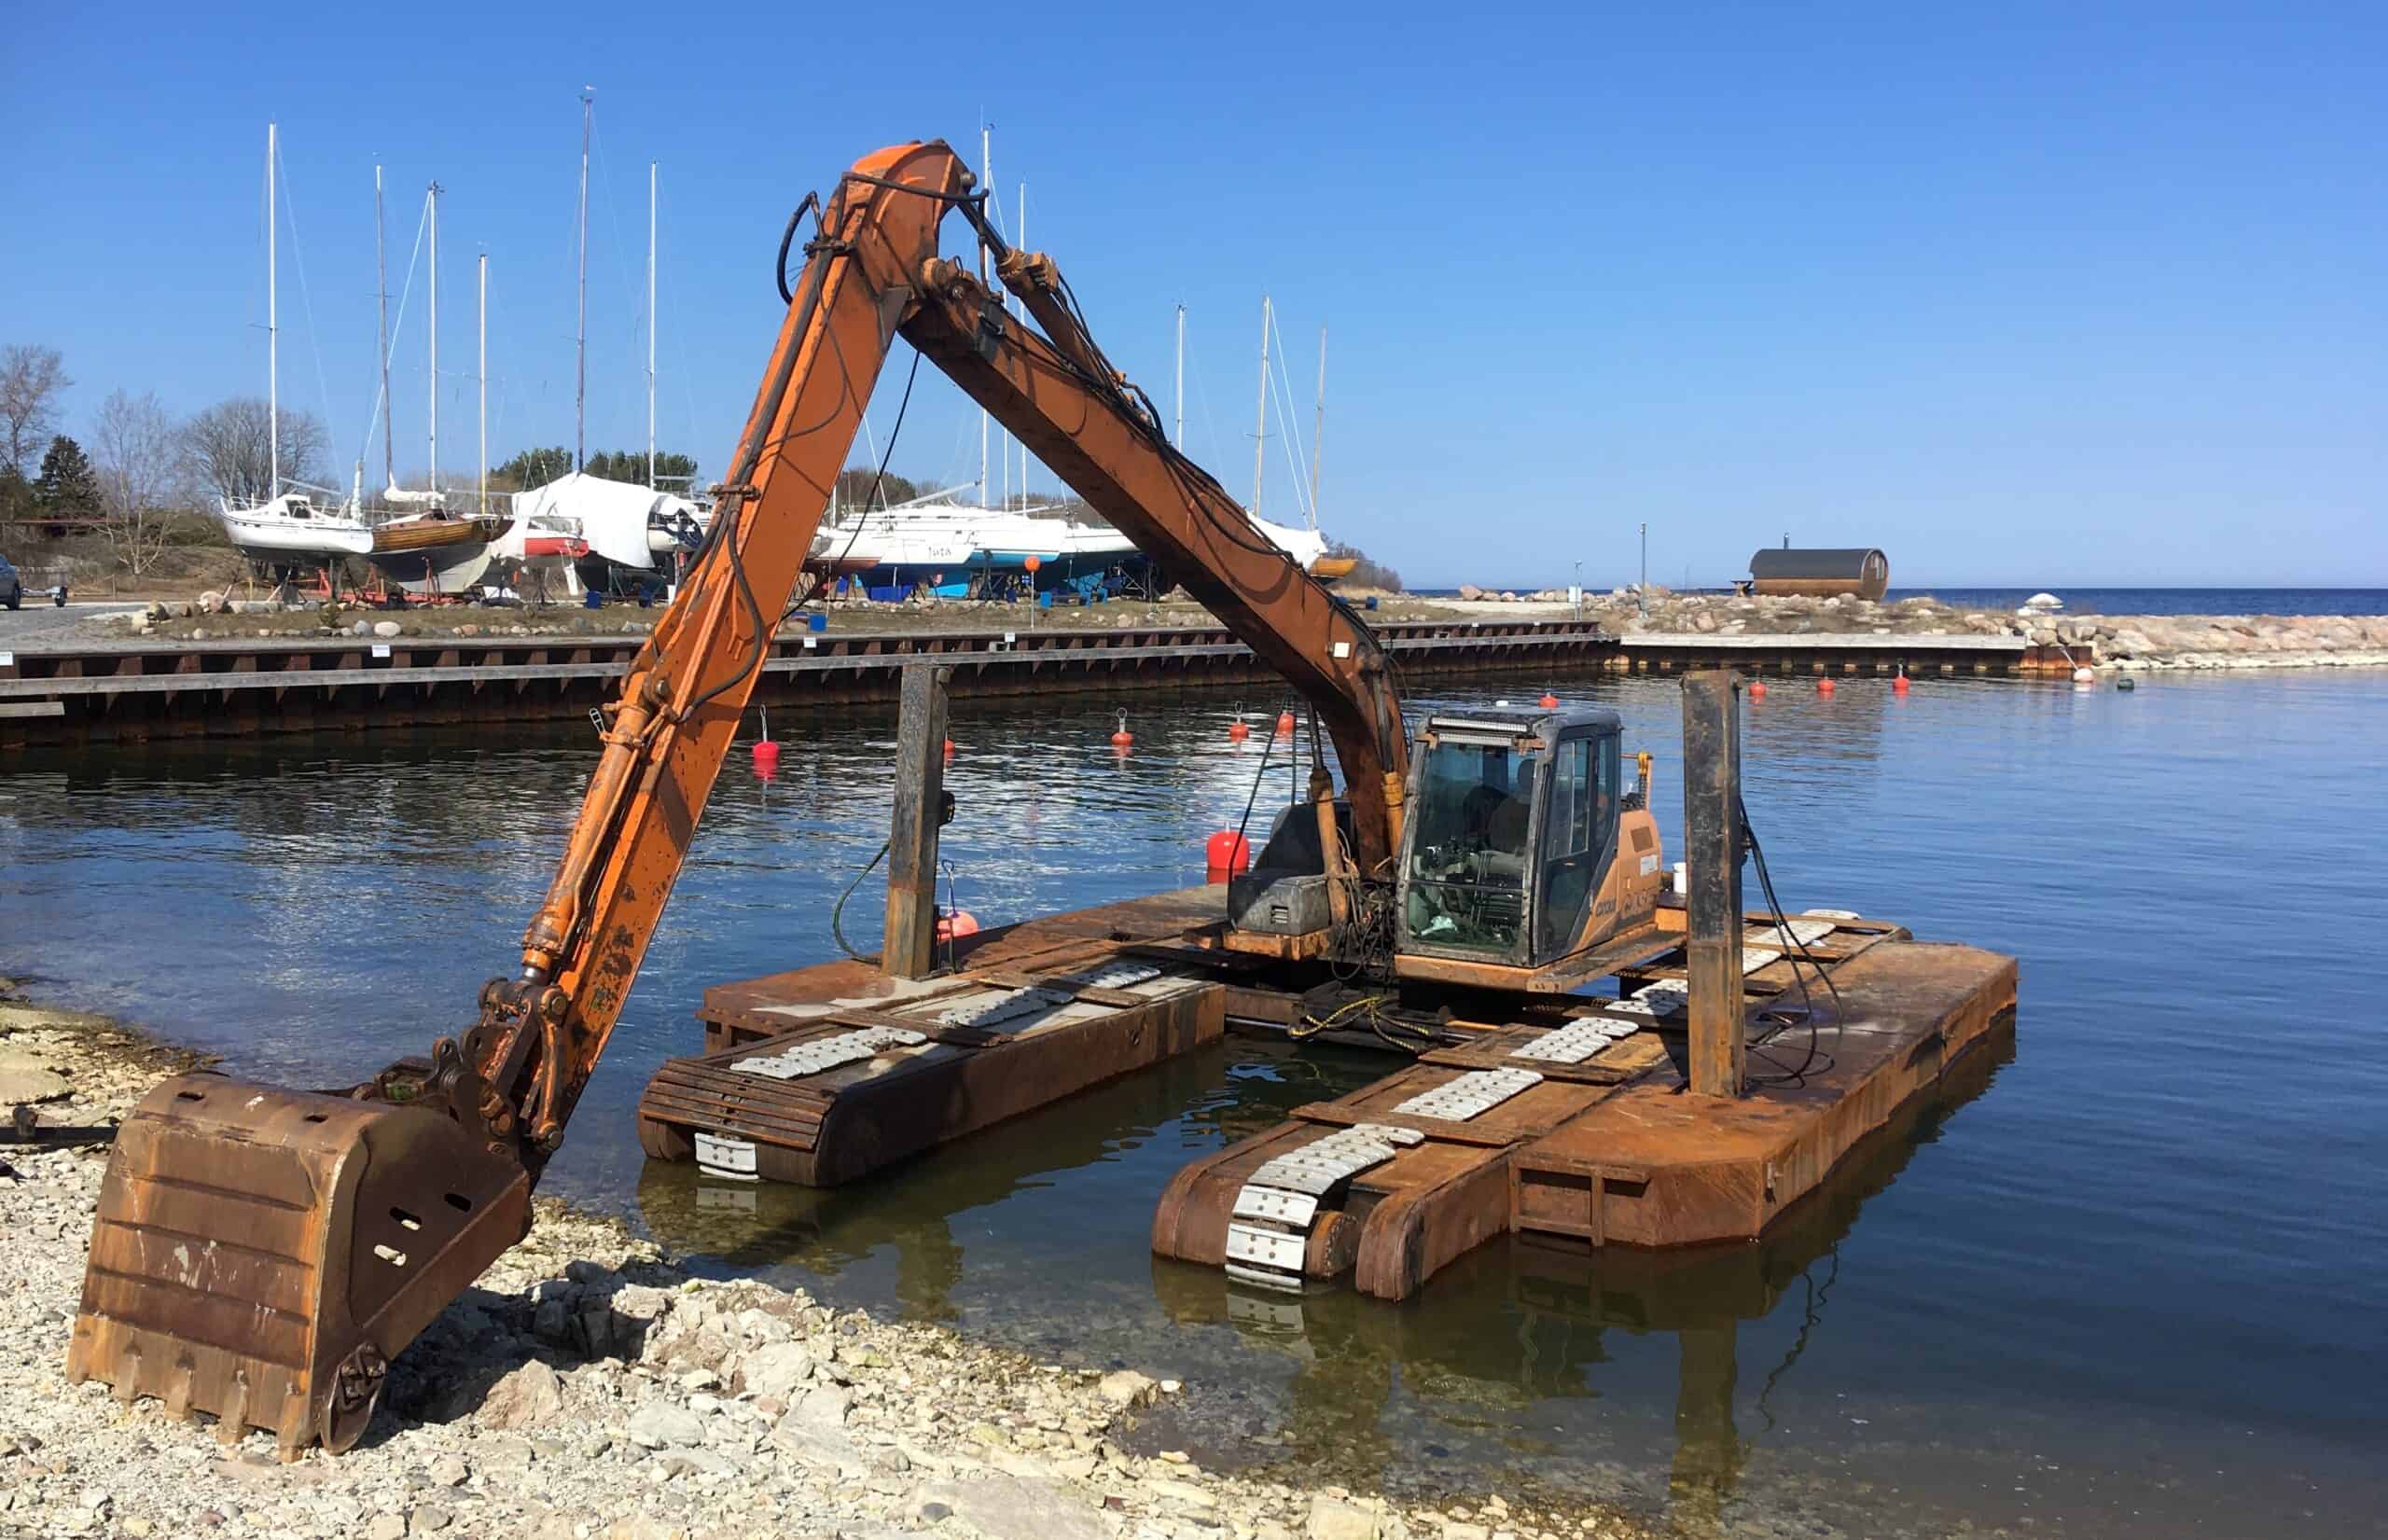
[69,139,1408,1455]
[903,247,1409,874]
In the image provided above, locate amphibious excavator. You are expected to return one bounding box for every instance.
[68,140,1662,1454]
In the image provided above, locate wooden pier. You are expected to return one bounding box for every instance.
[0,621,2060,747]
[648,882,2015,1300]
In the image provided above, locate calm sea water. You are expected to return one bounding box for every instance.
[1414,586,2388,617]
[3,669,2382,1537]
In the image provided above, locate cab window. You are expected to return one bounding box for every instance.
[1404,738,1536,955]
[1534,734,1618,959]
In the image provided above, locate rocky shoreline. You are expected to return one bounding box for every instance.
[73,588,2388,672]
[0,981,1661,1540]
[1554,590,2388,672]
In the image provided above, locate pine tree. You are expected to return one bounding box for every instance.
[35,435,99,516]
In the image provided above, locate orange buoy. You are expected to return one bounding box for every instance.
[1275,710,1296,735]
[1816,676,1836,696]
[751,739,782,774]
[935,909,981,943]
[1228,719,1249,742]
[1538,692,1561,709]
[1109,709,1134,747]
[1893,670,1910,694]
[943,737,956,756]
[1748,680,1768,701]
[1204,830,1252,883]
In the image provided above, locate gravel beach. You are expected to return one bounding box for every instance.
[0,982,1661,1540]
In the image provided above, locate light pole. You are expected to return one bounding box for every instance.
[1573,560,1583,619]
[1638,523,1648,616]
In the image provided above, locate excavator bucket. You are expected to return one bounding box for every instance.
[65,1074,531,1458]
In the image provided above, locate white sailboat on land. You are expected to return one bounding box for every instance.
[215,123,378,567]
[366,178,505,593]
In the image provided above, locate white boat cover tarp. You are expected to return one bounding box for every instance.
[510,472,705,570]
[813,489,1333,574]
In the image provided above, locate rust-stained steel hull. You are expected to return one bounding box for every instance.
[1151,1061,1635,1301]
[1152,919,2016,1298]
[65,1076,529,1457]
[641,963,1225,1186]
[680,887,2015,1303]
[1510,941,2016,1248]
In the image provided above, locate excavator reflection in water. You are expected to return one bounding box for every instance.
[641,1020,2012,1536]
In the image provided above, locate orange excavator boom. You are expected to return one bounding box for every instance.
[67,139,1409,1455]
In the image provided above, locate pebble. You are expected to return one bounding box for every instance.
[626,1401,708,1450]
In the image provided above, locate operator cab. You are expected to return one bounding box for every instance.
[1222,709,1665,989]
[1396,710,1634,972]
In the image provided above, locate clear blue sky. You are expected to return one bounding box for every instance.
[5,2,2381,589]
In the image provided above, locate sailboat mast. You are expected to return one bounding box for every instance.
[427,183,440,498]
[1309,325,1326,532]
[646,159,657,488]
[978,122,990,505]
[1017,181,1027,503]
[377,163,392,493]
[268,122,279,502]
[478,253,488,512]
[1173,304,1185,449]
[1252,294,1271,518]
[576,90,590,473]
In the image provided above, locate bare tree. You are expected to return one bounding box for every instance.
[93,390,195,576]
[181,396,331,506]
[0,344,72,476]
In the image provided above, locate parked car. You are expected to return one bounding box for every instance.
[0,552,21,610]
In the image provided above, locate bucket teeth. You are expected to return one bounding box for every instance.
[215,1373,250,1448]
[162,1359,196,1423]
[69,1074,532,1455]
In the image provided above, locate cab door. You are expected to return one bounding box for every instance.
[1532,727,1621,964]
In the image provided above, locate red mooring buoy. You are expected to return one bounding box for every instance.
[1109,709,1134,747]
[1893,671,1910,694]
[751,739,782,774]
[1538,692,1561,709]
[1817,676,1837,695]
[943,737,956,756]
[1748,680,1768,701]
[936,909,981,943]
[1205,830,1252,883]
[1275,711,1297,735]
[1228,714,1250,742]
